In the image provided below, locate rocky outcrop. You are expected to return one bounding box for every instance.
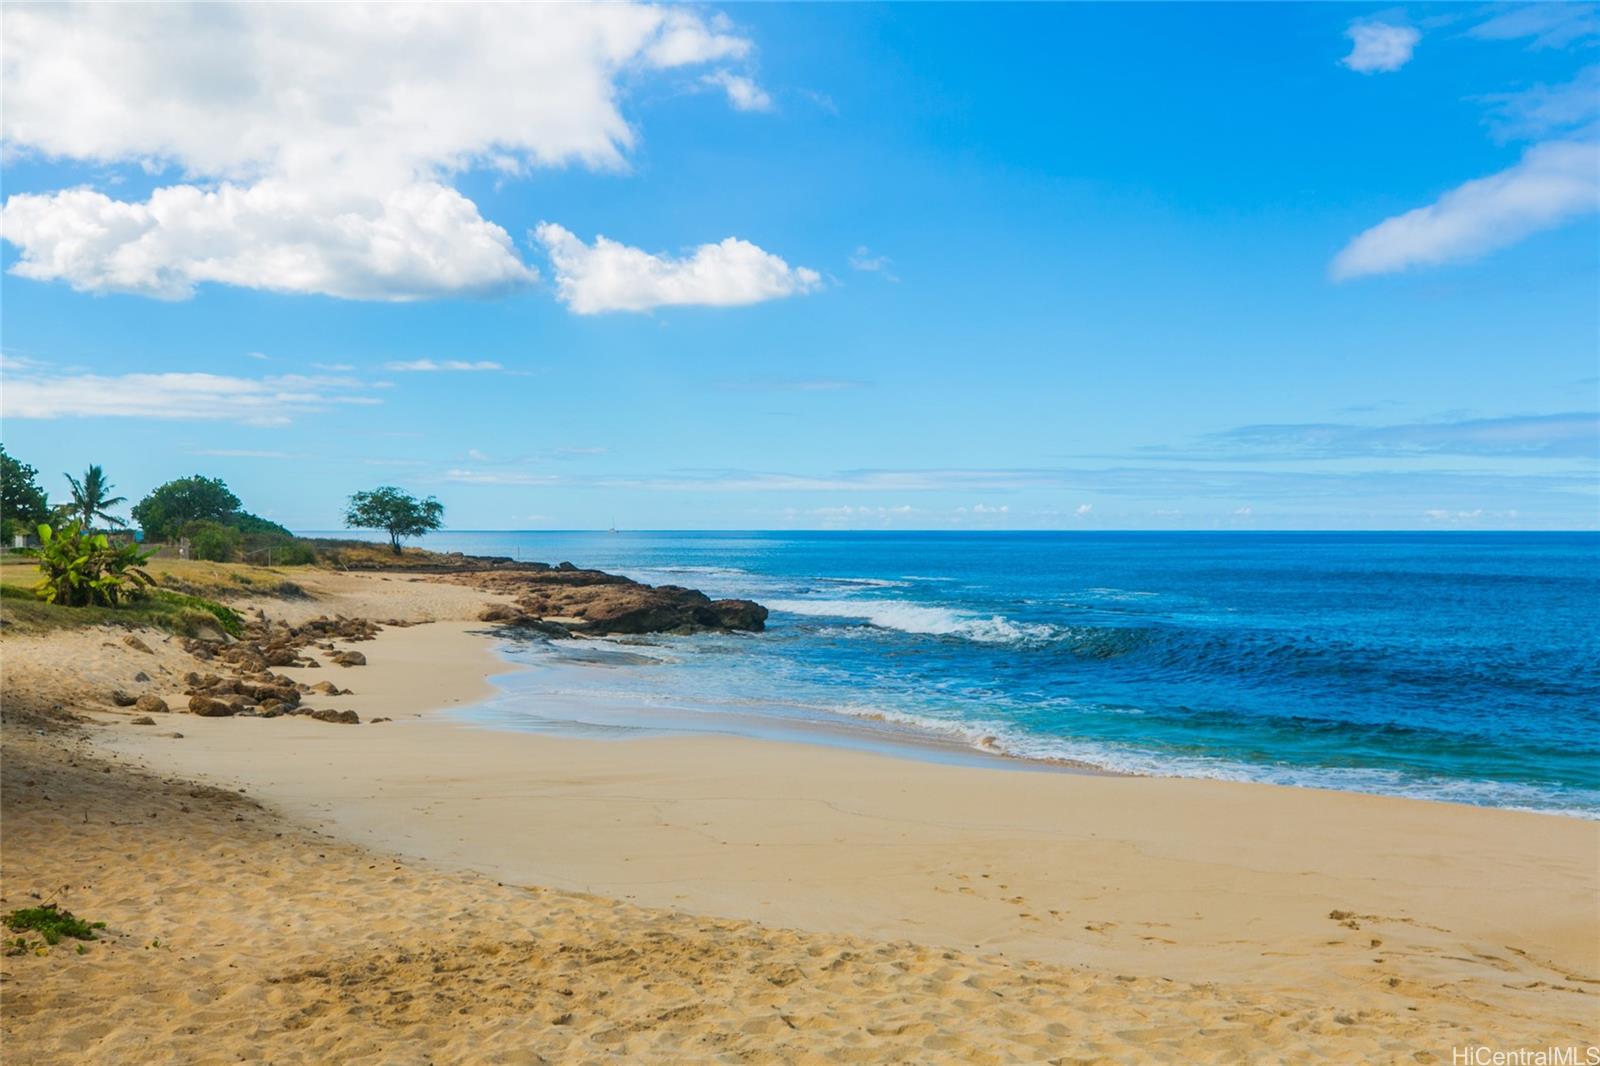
[451,567,767,637]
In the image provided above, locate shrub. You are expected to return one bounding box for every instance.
[184,520,243,562]
[32,523,153,607]
[4,904,105,945]
[251,538,317,565]
[150,589,244,637]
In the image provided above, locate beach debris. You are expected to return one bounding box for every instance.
[122,634,155,654]
[132,671,151,682]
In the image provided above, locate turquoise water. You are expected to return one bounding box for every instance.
[319,531,1600,817]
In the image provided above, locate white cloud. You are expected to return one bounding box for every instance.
[536,223,822,313]
[0,181,535,300]
[442,469,560,486]
[1469,3,1600,49]
[384,359,504,372]
[1341,22,1420,74]
[246,351,270,361]
[1075,503,1093,516]
[1233,506,1253,516]
[1479,66,1600,142]
[703,71,773,112]
[188,449,297,459]
[0,367,380,426]
[1330,138,1600,279]
[849,245,900,282]
[0,4,759,301]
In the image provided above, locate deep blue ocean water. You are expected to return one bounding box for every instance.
[315,530,1600,817]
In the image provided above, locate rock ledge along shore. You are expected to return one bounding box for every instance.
[442,561,769,637]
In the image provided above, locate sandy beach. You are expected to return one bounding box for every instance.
[3,567,1596,1062]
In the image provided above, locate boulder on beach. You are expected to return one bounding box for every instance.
[309,708,360,725]
[189,695,236,717]
[134,694,169,715]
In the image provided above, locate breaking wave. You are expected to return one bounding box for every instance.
[767,598,1059,644]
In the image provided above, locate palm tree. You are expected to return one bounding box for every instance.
[64,465,127,531]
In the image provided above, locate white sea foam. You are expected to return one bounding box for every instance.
[820,702,1600,818]
[767,598,1058,644]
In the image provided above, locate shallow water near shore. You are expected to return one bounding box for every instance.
[316,530,1600,816]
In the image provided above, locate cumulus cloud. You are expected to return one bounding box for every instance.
[1341,22,1420,74]
[535,223,822,313]
[0,365,380,426]
[0,181,535,300]
[702,71,773,112]
[1330,139,1599,280]
[384,359,503,372]
[0,3,762,301]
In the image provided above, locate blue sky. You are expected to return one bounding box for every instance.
[2,2,1596,531]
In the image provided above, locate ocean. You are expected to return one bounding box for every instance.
[318,530,1600,818]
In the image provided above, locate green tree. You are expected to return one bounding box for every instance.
[132,476,241,541]
[229,511,295,539]
[1,445,50,541]
[344,486,443,554]
[63,465,127,531]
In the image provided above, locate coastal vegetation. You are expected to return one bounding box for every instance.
[3,904,105,952]
[32,522,152,607]
[344,486,444,555]
[62,465,127,531]
[0,446,50,542]
[132,475,312,564]
[0,574,244,638]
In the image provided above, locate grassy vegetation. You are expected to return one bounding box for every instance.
[0,581,243,638]
[308,537,481,570]
[141,557,308,600]
[4,904,105,946]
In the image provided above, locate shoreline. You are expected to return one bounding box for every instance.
[462,633,1600,818]
[77,612,1599,1039]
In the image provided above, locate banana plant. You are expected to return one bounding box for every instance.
[32,522,153,607]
